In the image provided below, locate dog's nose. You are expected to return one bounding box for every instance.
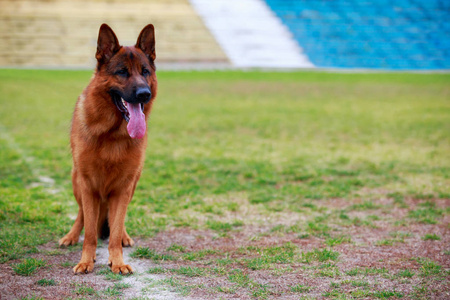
[136,87,151,102]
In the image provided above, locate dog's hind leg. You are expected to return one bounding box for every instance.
[122,226,135,247]
[96,202,133,247]
[97,201,109,239]
[59,207,84,247]
[59,169,84,247]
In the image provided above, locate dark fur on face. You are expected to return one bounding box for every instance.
[95,24,157,123]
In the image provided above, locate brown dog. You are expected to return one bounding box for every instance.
[59,24,157,274]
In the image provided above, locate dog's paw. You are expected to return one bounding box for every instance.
[110,263,133,275]
[59,235,79,247]
[73,262,94,274]
[122,233,135,247]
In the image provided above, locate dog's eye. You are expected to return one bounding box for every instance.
[115,69,129,77]
[142,68,150,76]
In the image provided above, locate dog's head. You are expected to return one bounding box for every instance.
[95,24,157,139]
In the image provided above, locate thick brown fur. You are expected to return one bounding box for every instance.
[59,24,157,275]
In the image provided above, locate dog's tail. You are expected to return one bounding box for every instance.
[99,218,110,240]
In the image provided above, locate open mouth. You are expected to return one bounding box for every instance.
[113,95,144,123]
[111,93,147,139]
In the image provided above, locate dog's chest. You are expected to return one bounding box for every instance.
[74,138,144,192]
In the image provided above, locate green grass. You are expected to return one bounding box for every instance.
[396,269,415,278]
[206,220,235,232]
[316,265,341,278]
[166,243,186,252]
[325,235,351,247]
[422,233,441,241]
[182,249,218,261]
[408,203,444,224]
[36,278,57,286]
[0,69,449,299]
[371,289,404,299]
[217,285,238,294]
[130,247,175,261]
[148,266,166,274]
[376,238,399,246]
[172,266,207,277]
[350,280,369,287]
[72,283,97,296]
[13,258,46,276]
[19,296,44,300]
[415,258,443,277]
[345,267,389,276]
[302,248,340,263]
[97,266,124,281]
[155,276,195,297]
[102,282,132,297]
[228,269,251,287]
[291,284,312,293]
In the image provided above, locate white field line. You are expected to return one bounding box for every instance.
[0,122,60,192]
[95,243,184,300]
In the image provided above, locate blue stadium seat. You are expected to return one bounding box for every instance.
[264,0,450,69]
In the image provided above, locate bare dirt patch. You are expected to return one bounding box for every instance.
[1,199,449,299]
[131,222,449,299]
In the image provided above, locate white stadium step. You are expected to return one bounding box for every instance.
[189,0,314,68]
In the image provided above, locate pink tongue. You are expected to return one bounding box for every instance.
[126,102,146,139]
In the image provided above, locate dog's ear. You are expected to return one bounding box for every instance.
[136,24,156,62]
[96,24,121,63]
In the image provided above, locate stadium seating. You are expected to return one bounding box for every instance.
[264,0,450,69]
[1,0,448,69]
[0,0,227,67]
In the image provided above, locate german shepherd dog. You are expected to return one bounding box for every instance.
[59,24,157,274]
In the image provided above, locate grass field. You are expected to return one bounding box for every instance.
[0,69,449,299]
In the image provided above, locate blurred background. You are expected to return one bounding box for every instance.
[0,0,449,70]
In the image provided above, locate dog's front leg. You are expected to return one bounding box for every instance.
[73,191,100,274]
[108,191,133,274]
